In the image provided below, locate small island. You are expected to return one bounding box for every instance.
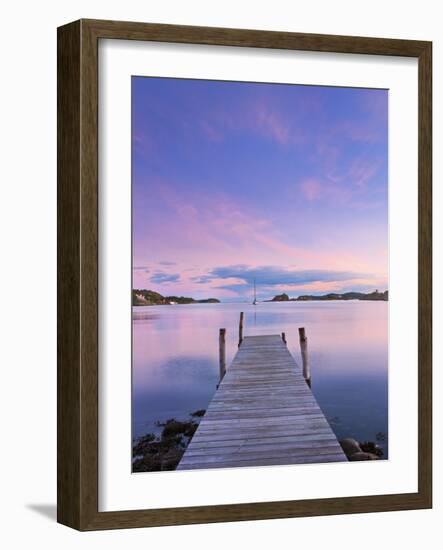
[133,289,220,306]
[266,290,388,302]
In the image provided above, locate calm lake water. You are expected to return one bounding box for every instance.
[132,301,388,456]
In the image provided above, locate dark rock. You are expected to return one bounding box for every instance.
[190,409,206,417]
[136,432,156,445]
[132,416,200,472]
[161,419,197,439]
[339,438,362,457]
[360,441,384,457]
[132,433,156,456]
[349,451,379,461]
[161,449,184,471]
[132,454,162,472]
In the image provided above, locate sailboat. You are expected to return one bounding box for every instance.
[253,278,257,305]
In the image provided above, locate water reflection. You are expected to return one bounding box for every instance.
[132,301,388,455]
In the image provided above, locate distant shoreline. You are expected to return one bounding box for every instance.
[133,289,220,306]
[265,290,388,302]
[133,288,388,306]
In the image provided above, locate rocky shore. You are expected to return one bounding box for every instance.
[132,410,205,472]
[339,438,384,461]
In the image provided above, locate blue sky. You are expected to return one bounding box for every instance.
[132,77,388,301]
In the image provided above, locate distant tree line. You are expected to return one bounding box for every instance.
[267,290,388,302]
[132,289,220,306]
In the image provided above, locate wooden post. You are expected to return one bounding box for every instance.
[238,312,244,347]
[281,332,287,344]
[298,327,311,387]
[219,328,226,383]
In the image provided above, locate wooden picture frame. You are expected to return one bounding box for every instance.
[57,19,432,530]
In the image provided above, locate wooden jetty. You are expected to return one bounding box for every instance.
[178,332,347,470]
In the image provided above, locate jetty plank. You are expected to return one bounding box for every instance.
[177,335,347,470]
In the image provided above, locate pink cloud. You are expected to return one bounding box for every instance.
[254,102,291,145]
[195,97,306,147]
[300,178,323,201]
[341,121,381,143]
[133,178,385,294]
[132,130,156,157]
[297,153,381,206]
[348,158,380,189]
[200,121,224,142]
[280,277,387,294]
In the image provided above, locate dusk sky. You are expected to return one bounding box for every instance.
[132,77,388,302]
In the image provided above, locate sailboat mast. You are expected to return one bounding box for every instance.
[253,278,257,305]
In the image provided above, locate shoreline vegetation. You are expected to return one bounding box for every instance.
[133,288,388,306]
[266,290,388,302]
[133,289,220,306]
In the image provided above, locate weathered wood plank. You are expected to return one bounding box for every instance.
[195,423,333,436]
[196,414,327,427]
[188,432,336,448]
[182,447,346,464]
[178,334,347,470]
[184,440,343,457]
[195,423,333,438]
[180,454,347,469]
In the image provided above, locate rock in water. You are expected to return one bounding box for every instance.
[339,438,362,457]
[190,409,206,417]
[360,441,384,457]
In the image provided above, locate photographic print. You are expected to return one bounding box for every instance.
[131,76,388,473]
